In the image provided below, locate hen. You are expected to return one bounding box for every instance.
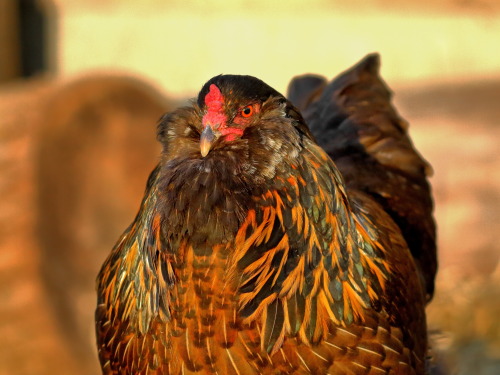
[96,54,436,375]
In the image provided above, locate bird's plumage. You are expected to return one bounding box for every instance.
[288,54,437,300]
[96,55,436,374]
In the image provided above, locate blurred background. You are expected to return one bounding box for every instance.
[0,0,499,374]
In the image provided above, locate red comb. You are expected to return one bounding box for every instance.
[203,84,227,127]
[205,84,224,111]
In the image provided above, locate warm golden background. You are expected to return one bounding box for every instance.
[1,1,499,374]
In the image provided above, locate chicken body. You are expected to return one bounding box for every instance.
[96,55,435,375]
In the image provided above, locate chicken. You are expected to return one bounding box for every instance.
[96,54,436,375]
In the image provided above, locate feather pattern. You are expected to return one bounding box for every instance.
[96,60,432,374]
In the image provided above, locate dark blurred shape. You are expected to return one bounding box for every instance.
[0,0,57,82]
[286,74,326,113]
[18,0,47,77]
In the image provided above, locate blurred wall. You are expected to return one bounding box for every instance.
[52,0,500,97]
[0,1,21,81]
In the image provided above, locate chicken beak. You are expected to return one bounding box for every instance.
[200,125,216,157]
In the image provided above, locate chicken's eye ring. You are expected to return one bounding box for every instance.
[240,105,253,118]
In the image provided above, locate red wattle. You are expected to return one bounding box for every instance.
[220,127,244,141]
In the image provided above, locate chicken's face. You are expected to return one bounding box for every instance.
[157,74,311,186]
[196,75,285,157]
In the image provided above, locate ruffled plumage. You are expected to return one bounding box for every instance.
[96,56,435,375]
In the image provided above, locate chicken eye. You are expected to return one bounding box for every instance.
[240,105,253,118]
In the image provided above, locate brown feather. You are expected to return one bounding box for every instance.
[96,59,433,374]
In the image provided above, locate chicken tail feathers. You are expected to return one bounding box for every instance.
[287,53,437,301]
